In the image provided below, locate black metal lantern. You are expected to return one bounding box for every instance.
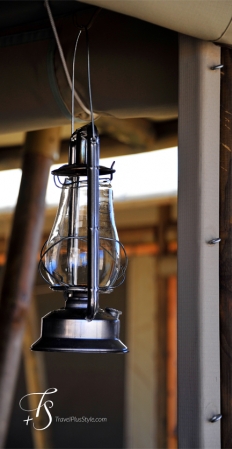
[31,124,128,353]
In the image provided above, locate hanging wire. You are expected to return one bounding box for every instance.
[44,0,99,137]
[71,24,96,138]
[85,27,95,139]
[44,0,91,117]
[72,30,82,134]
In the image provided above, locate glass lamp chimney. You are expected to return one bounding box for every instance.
[44,179,121,292]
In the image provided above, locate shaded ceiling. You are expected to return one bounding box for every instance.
[1,0,229,160]
[0,0,180,164]
[0,1,178,130]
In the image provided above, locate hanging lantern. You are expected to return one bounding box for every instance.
[31,124,128,353]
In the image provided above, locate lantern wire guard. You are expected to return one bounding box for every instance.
[31,4,128,353]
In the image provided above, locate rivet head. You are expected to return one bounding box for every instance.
[208,238,221,245]
[210,64,224,70]
[210,414,222,423]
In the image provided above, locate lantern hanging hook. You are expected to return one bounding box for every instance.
[71,24,95,138]
[71,25,96,139]
[44,0,100,127]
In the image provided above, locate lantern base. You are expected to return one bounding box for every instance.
[31,337,128,353]
[31,307,128,353]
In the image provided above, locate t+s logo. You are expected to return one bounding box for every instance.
[19,388,58,430]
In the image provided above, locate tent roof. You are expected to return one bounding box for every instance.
[81,0,232,45]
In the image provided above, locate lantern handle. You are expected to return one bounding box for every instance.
[86,126,100,320]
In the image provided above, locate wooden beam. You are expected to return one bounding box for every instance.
[96,117,157,149]
[0,118,178,171]
[0,128,60,447]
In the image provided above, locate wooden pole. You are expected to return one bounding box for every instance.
[124,255,157,448]
[23,297,53,449]
[0,128,60,448]
[219,47,232,449]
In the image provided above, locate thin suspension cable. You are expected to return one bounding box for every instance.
[72,30,82,134]
[44,0,91,117]
[85,27,95,139]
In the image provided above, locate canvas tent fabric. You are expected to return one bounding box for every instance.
[81,0,232,46]
[0,3,178,133]
[0,0,231,133]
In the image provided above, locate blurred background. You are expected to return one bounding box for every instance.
[0,117,177,449]
[0,1,181,447]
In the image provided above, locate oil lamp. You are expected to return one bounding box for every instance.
[31,123,128,353]
[32,4,127,352]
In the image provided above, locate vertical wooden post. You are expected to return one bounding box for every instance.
[178,36,221,448]
[124,255,157,448]
[0,128,60,448]
[219,47,232,449]
[23,297,53,449]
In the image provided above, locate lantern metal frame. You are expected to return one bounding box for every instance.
[31,124,128,353]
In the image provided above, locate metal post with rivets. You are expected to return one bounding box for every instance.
[178,35,221,448]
